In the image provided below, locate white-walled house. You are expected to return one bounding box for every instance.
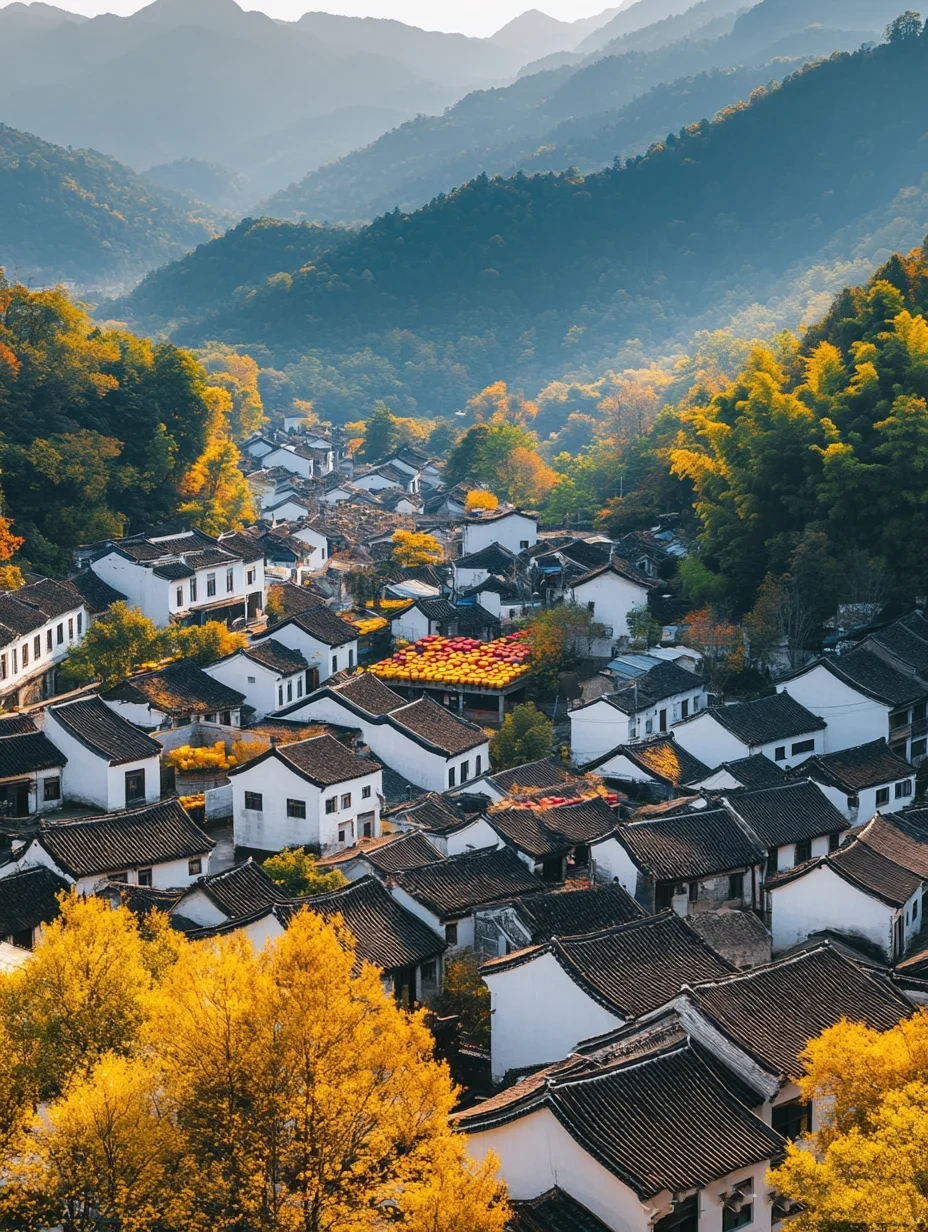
[170,858,289,928]
[257,609,358,687]
[390,598,458,643]
[101,660,245,730]
[777,648,928,760]
[461,510,537,557]
[579,736,711,798]
[204,640,310,719]
[228,734,383,853]
[5,798,214,895]
[568,560,657,645]
[0,716,68,820]
[797,739,916,821]
[672,692,826,769]
[481,912,733,1081]
[291,521,331,565]
[279,673,491,793]
[721,779,849,875]
[42,695,162,812]
[84,528,265,628]
[0,579,88,708]
[454,543,521,592]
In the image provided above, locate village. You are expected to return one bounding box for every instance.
[2,418,928,1232]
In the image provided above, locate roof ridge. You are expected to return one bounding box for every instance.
[685,940,838,991]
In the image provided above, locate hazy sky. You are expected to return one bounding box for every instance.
[11,0,612,37]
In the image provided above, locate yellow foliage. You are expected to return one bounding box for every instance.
[465,489,499,513]
[392,529,444,567]
[164,741,232,773]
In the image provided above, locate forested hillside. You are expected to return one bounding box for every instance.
[0,124,218,288]
[167,27,928,421]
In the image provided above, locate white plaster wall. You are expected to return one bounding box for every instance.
[455,565,492,590]
[388,882,474,951]
[264,447,313,478]
[570,700,632,763]
[777,673,888,754]
[262,624,357,682]
[442,819,502,857]
[569,572,650,641]
[0,600,87,700]
[102,698,169,729]
[91,554,173,626]
[205,655,277,719]
[293,525,328,562]
[671,714,750,767]
[485,951,622,1081]
[45,711,159,811]
[174,887,228,927]
[588,753,657,784]
[590,835,642,896]
[768,833,834,874]
[769,865,894,954]
[462,515,537,556]
[105,757,161,810]
[391,607,431,644]
[20,843,205,893]
[267,498,313,521]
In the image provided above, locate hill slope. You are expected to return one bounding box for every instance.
[167,30,928,415]
[0,123,218,289]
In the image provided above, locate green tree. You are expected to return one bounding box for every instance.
[262,846,348,897]
[61,602,165,688]
[626,602,661,649]
[887,9,923,40]
[525,605,606,694]
[490,702,553,770]
[358,402,400,462]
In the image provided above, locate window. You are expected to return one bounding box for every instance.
[829,832,841,852]
[0,654,5,681]
[772,1099,811,1141]
[331,656,338,674]
[681,699,689,720]
[297,678,303,698]
[688,881,699,903]
[43,777,60,803]
[56,623,64,645]
[77,613,82,635]
[445,922,458,945]
[645,719,653,735]
[207,573,216,598]
[11,648,17,674]
[226,568,234,593]
[420,960,437,983]
[722,1203,753,1232]
[476,754,482,775]
[774,746,786,761]
[247,567,256,586]
[287,799,307,819]
[693,695,700,711]
[176,587,183,607]
[287,680,293,702]
[360,812,375,837]
[46,629,52,652]
[795,838,812,864]
[728,872,744,900]
[190,578,197,602]
[587,601,595,614]
[188,857,202,876]
[348,648,354,668]
[460,760,469,783]
[247,676,256,684]
[791,739,815,756]
[33,635,40,658]
[221,710,231,726]
[124,769,146,805]
[890,708,909,730]
[876,786,891,807]
[21,643,28,669]
[325,797,337,814]
[847,794,859,812]
[896,779,914,799]
[448,766,456,789]
[341,793,351,809]
[110,871,128,884]
[915,897,920,921]
[362,785,372,799]
[244,791,263,811]
[278,685,284,706]
[68,618,74,641]
[913,739,928,759]
[137,868,152,887]
[767,846,779,874]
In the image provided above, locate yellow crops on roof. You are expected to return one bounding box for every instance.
[369,631,532,691]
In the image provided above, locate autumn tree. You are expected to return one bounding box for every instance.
[433,949,491,1049]
[490,703,553,770]
[0,486,24,592]
[262,846,347,897]
[392,529,444,567]
[61,602,165,688]
[200,346,267,439]
[170,621,248,666]
[178,435,254,535]
[526,604,606,693]
[466,381,538,428]
[681,606,744,690]
[465,490,499,513]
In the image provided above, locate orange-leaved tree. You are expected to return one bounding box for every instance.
[392,529,444,567]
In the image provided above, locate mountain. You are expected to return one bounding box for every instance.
[144,158,251,212]
[262,0,879,226]
[0,123,218,289]
[159,29,928,421]
[108,216,356,333]
[577,0,714,51]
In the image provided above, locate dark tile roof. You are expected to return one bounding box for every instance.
[699,692,825,745]
[233,734,378,789]
[825,840,922,907]
[569,557,657,591]
[394,845,543,919]
[455,543,521,572]
[277,875,445,971]
[0,865,69,935]
[819,648,927,707]
[99,882,185,918]
[37,798,214,879]
[329,672,406,716]
[391,696,487,756]
[0,731,66,779]
[514,884,645,941]
[688,944,912,1077]
[485,912,732,1020]
[508,1189,613,1232]
[867,621,928,676]
[363,830,444,875]
[189,858,288,919]
[268,607,358,648]
[726,780,849,848]
[613,807,764,882]
[385,792,471,833]
[152,561,195,580]
[583,737,710,787]
[217,530,265,563]
[489,798,618,860]
[267,581,326,618]
[856,810,928,879]
[48,696,162,765]
[689,909,771,963]
[0,579,83,640]
[0,715,37,736]
[103,661,245,715]
[799,740,914,793]
[489,757,574,795]
[241,639,308,675]
[415,597,458,622]
[709,754,787,789]
[461,1041,784,1200]
[69,569,126,613]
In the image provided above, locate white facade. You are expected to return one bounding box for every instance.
[204,651,308,720]
[388,881,474,952]
[430,817,502,857]
[764,832,834,875]
[260,623,358,685]
[461,512,537,557]
[776,670,888,755]
[265,496,313,522]
[0,593,88,707]
[89,551,265,630]
[809,774,915,823]
[230,753,382,853]
[42,710,161,812]
[484,950,622,1082]
[262,445,314,478]
[292,524,329,564]
[13,839,207,896]
[570,683,707,765]
[390,605,444,643]
[568,569,652,642]
[672,711,823,770]
[768,861,921,958]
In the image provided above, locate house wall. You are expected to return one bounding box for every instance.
[388,883,473,952]
[462,515,537,557]
[264,447,314,478]
[590,835,645,898]
[671,715,751,768]
[353,471,401,492]
[455,565,493,591]
[768,864,903,956]
[810,775,914,823]
[20,842,206,893]
[0,600,87,707]
[485,951,622,1081]
[267,498,313,521]
[292,525,329,563]
[205,654,306,720]
[43,711,160,811]
[173,887,228,927]
[570,700,632,764]
[777,672,888,754]
[261,624,357,684]
[91,553,173,626]
[582,752,659,785]
[440,819,501,857]
[231,755,382,853]
[568,571,650,641]
[391,607,431,644]
[766,833,833,874]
